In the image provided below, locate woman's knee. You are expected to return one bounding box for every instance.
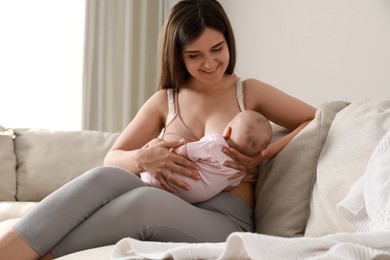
[115,187,175,219]
[81,166,144,193]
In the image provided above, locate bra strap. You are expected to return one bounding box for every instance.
[236,80,245,111]
[166,88,176,125]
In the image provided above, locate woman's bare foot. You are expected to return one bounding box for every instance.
[0,226,40,260]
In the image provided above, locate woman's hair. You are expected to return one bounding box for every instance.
[159,0,236,90]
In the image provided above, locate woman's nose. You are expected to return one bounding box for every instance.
[202,53,215,68]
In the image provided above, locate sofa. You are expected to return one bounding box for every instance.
[1,98,390,259]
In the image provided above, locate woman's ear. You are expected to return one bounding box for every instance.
[223,126,232,140]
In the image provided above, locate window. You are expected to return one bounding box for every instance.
[0,0,85,130]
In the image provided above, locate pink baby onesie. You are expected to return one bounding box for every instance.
[140,133,244,203]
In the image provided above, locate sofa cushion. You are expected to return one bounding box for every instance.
[14,128,120,201]
[254,101,349,237]
[0,125,17,201]
[0,201,37,222]
[0,218,20,233]
[305,98,390,236]
[56,245,114,260]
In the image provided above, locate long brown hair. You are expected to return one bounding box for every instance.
[159,0,236,90]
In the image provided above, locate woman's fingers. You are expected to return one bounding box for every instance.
[171,154,200,179]
[229,171,246,180]
[156,175,177,193]
[223,147,262,168]
[223,159,246,171]
[148,139,200,191]
[156,170,192,192]
[160,139,200,173]
[167,173,191,191]
[163,155,201,190]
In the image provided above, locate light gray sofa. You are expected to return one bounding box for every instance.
[1,98,390,259]
[0,127,119,222]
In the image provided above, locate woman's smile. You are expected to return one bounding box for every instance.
[201,64,219,74]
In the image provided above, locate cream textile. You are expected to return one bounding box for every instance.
[305,99,390,236]
[111,231,390,260]
[337,129,390,232]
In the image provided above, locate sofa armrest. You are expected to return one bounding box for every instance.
[0,126,17,201]
[0,201,37,222]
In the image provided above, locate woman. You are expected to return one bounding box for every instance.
[0,0,315,259]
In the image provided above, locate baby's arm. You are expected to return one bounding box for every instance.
[145,138,188,159]
[172,142,189,158]
[142,137,165,148]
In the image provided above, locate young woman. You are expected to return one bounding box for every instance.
[0,0,315,259]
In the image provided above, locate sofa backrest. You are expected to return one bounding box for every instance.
[255,100,349,237]
[14,128,120,201]
[0,126,119,202]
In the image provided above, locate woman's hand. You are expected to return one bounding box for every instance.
[139,139,200,193]
[222,145,270,182]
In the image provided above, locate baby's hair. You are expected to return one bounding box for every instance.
[228,111,272,157]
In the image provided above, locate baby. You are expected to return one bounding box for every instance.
[141,110,272,203]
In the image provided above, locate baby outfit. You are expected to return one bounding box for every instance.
[141,133,244,203]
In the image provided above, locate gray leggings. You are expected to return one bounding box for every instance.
[14,166,254,257]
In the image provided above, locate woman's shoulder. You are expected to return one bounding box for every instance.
[148,89,169,102]
[153,88,168,97]
[142,89,169,113]
[241,78,269,88]
[239,77,285,110]
[241,78,281,95]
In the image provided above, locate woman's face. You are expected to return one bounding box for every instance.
[182,27,229,86]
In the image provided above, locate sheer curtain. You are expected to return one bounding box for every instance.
[83,0,174,132]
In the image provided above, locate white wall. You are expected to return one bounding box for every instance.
[222,0,390,107]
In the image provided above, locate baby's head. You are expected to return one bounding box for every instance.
[223,111,272,157]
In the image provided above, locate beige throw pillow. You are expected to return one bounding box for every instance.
[0,125,17,200]
[305,99,390,236]
[14,128,120,201]
[255,101,349,237]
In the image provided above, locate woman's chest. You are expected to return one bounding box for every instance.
[179,98,240,139]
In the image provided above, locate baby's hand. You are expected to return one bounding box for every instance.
[170,139,188,158]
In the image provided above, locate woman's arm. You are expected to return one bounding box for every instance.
[249,78,316,158]
[104,90,199,192]
[224,78,316,174]
[261,119,311,160]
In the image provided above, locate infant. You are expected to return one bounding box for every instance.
[141,110,272,203]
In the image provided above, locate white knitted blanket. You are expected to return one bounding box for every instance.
[337,129,390,232]
[111,231,390,259]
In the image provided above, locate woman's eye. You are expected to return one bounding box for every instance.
[189,55,198,59]
[212,47,222,52]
